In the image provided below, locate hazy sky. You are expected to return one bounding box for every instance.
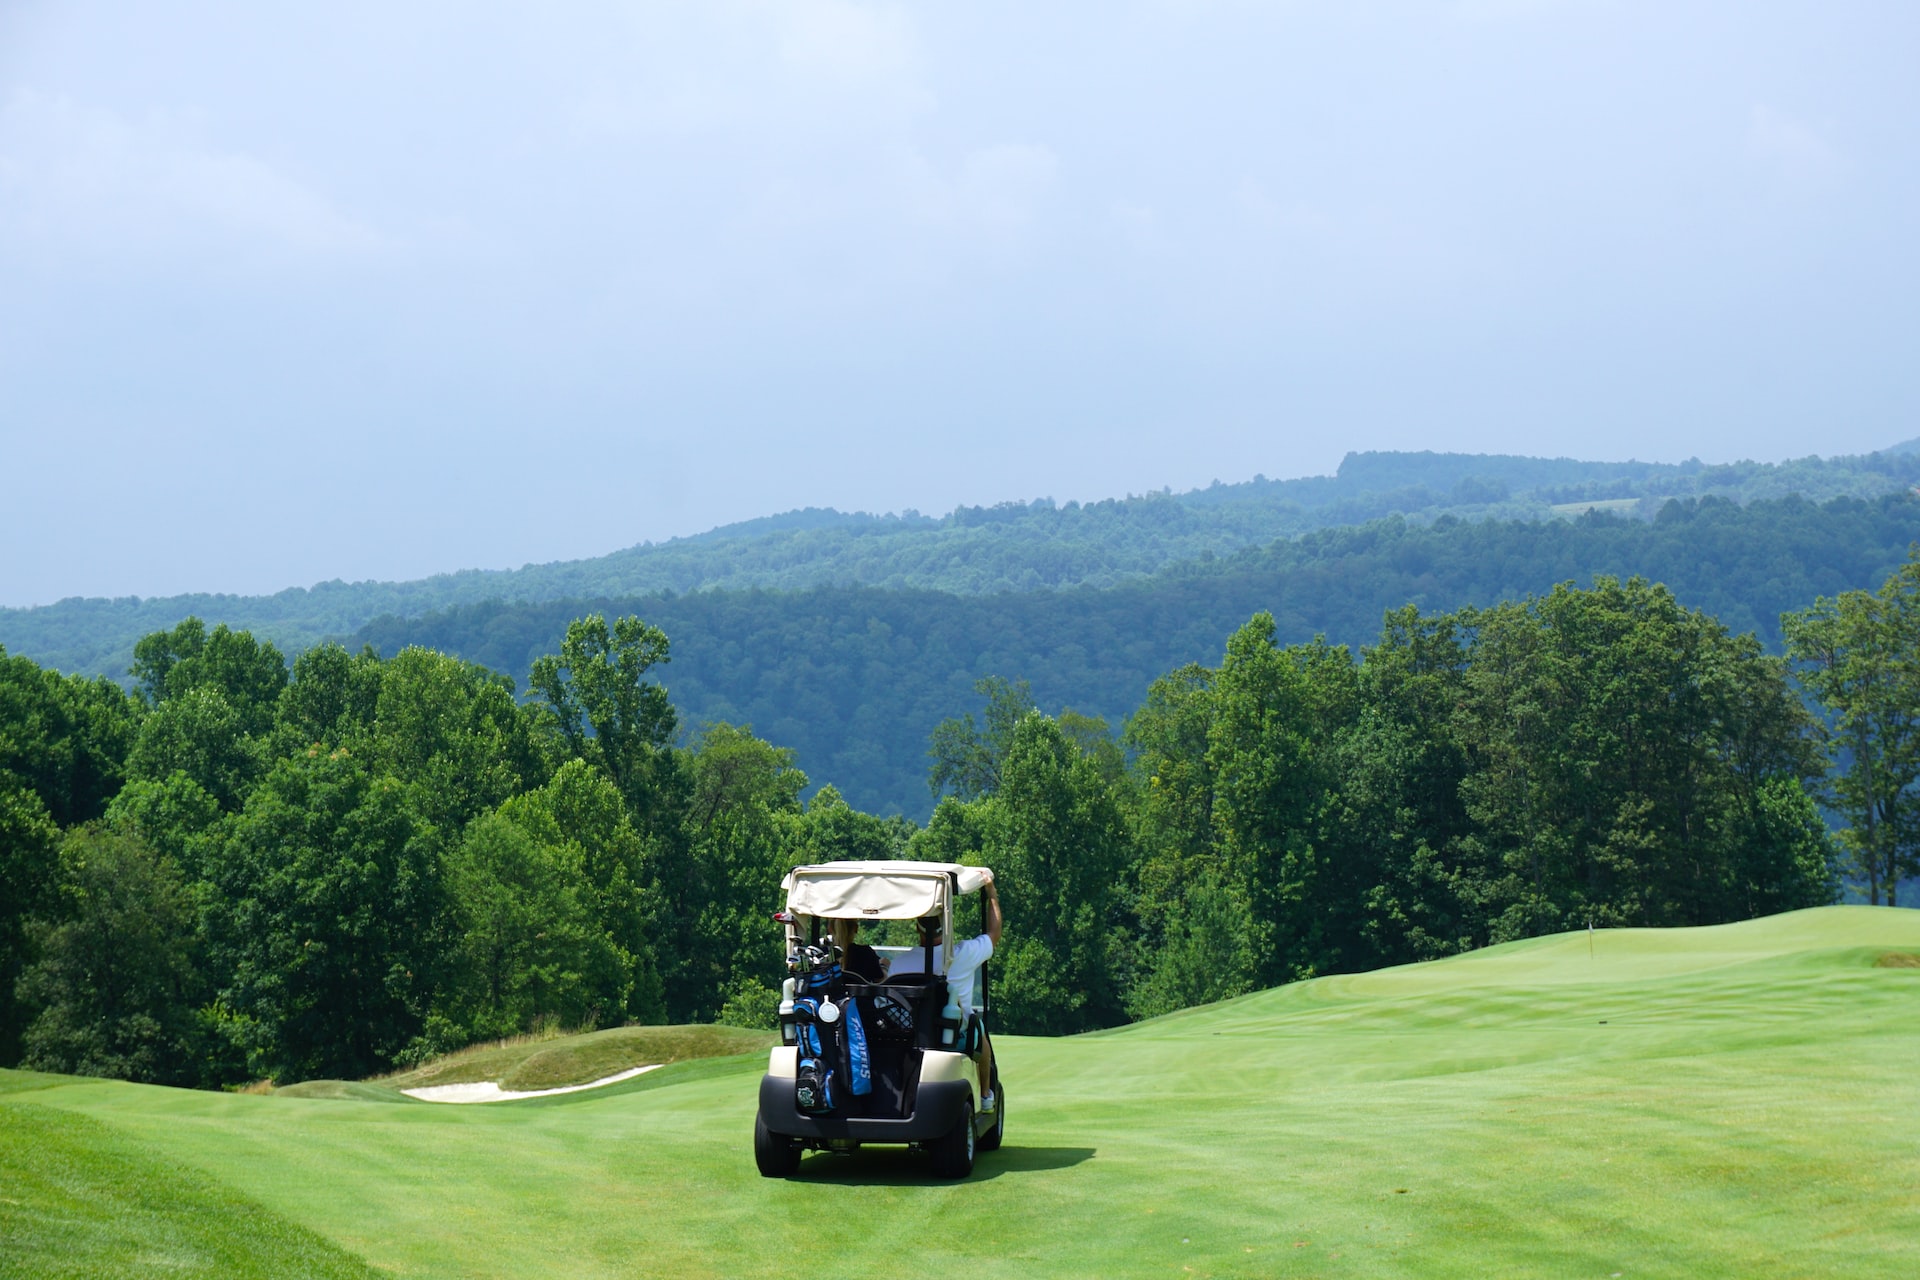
[3,1,1916,606]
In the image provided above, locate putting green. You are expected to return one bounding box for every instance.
[4,905,1918,1278]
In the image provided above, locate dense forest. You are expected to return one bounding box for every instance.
[17,548,1913,1091]
[0,616,910,1085]
[6,446,1918,680]
[355,492,1920,817]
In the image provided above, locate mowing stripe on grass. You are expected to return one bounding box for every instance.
[0,1100,378,1280]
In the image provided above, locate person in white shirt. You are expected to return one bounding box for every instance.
[886,872,1002,1112]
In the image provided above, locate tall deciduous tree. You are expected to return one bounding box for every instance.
[124,619,290,815]
[273,642,383,754]
[442,813,621,1040]
[982,713,1131,1035]
[0,650,140,829]
[104,771,224,881]
[205,748,442,1082]
[0,775,59,1063]
[368,647,544,835]
[132,618,287,737]
[126,686,264,811]
[1784,554,1920,905]
[686,724,811,1023]
[498,759,668,1024]
[927,676,1037,802]
[1457,578,1829,933]
[17,827,216,1087]
[1337,606,1484,964]
[528,615,678,823]
[1123,664,1254,1016]
[1208,615,1354,985]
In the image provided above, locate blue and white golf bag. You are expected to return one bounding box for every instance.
[785,940,872,1113]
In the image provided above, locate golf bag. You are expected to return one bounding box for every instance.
[786,940,872,1113]
[792,996,838,1114]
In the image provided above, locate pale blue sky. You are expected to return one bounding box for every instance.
[3,1,1916,606]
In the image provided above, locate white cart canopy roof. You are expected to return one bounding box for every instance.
[782,860,992,920]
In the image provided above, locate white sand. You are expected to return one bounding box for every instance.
[401,1064,660,1103]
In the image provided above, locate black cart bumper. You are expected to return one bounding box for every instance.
[757,1075,972,1143]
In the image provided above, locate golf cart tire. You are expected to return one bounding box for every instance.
[977,1077,1004,1153]
[929,1097,975,1179]
[754,1111,802,1178]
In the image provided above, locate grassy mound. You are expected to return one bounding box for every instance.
[379,1024,775,1092]
[5,905,1918,1278]
[271,1024,777,1101]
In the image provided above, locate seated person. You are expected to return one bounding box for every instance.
[831,918,887,984]
[884,872,1001,1112]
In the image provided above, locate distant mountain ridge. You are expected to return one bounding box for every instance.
[5,445,1919,680]
[350,490,1920,817]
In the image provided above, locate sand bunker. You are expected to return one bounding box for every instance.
[402,1064,660,1103]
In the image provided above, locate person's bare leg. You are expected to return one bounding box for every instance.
[977,1031,996,1109]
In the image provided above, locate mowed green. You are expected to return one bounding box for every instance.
[5,905,1918,1279]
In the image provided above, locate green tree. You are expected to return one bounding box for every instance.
[273,642,383,754]
[0,650,140,828]
[1207,616,1354,985]
[525,615,691,1014]
[103,771,225,881]
[126,685,264,811]
[1783,554,1920,906]
[1121,869,1253,1021]
[786,782,899,865]
[132,618,287,738]
[16,827,220,1087]
[1339,607,1485,964]
[982,714,1132,1034]
[683,725,812,1022]
[205,748,442,1082]
[0,775,60,1063]
[497,760,667,1024]
[1457,579,1825,933]
[927,676,1037,801]
[366,647,544,836]
[911,794,992,867]
[528,615,679,826]
[1735,776,1840,915]
[442,814,622,1040]
[1121,664,1258,1015]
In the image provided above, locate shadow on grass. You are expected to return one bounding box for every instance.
[785,1145,1096,1186]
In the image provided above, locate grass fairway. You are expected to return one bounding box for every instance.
[5,905,1919,1278]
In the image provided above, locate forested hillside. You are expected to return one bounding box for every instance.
[6,447,1917,679]
[6,566,1880,1090]
[354,493,1920,818]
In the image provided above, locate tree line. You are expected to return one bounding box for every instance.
[0,616,910,1087]
[2,560,1915,1088]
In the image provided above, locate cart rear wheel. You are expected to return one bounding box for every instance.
[754,1112,801,1177]
[929,1097,976,1179]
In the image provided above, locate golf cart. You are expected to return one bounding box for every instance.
[753,860,1003,1179]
